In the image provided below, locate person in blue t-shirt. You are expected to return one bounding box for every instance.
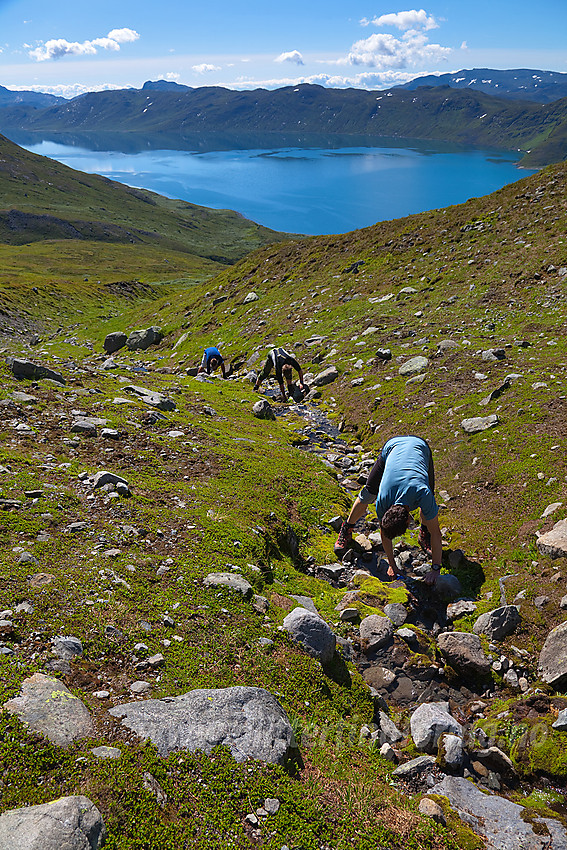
[334,435,442,584]
[198,346,227,378]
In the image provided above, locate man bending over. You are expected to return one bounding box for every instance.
[254,347,306,401]
[334,435,442,585]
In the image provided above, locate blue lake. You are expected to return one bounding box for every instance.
[19,136,535,235]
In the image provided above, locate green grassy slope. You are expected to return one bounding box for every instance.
[0,145,566,849]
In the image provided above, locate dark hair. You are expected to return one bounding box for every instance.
[380,504,410,539]
[281,363,293,383]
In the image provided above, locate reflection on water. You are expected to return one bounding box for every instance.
[7,130,534,236]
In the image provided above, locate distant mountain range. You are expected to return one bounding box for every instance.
[1,70,566,166]
[398,68,567,104]
[0,84,65,109]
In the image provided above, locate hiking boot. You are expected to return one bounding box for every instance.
[334,520,354,558]
[418,523,432,554]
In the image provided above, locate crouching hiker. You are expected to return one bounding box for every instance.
[198,346,227,378]
[254,347,306,402]
[334,435,442,584]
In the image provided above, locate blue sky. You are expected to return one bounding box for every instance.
[1,1,566,98]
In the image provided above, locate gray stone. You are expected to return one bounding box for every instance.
[379,742,397,763]
[437,631,491,676]
[6,357,65,384]
[0,795,106,850]
[378,710,403,745]
[446,600,477,622]
[4,673,93,747]
[482,348,506,361]
[125,385,176,411]
[536,519,567,559]
[53,636,83,660]
[109,686,294,764]
[410,702,462,753]
[359,615,394,652]
[103,331,127,354]
[91,746,121,759]
[433,775,567,850]
[538,621,567,687]
[534,595,549,609]
[243,291,259,303]
[383,603,407,626]
[252,399,275,420]
[396,627,417,644]
[437,339,460,355]
[264,798,280,815]
[438,733,465,771]
[203,572,253,599]
[461,414,499,434]
[126,327,163,351]
[92,470,129,490]
[282,607,336,665]
[552,708,567,731]
[130,681,151,694]
[339,608,359,622]
[399,356,428,376]
[392,755,436,778]
[311,366,339,387]
[101,428,120,440]
[473,605,521,640]
[433,573,462,601]
[418,797,446,825]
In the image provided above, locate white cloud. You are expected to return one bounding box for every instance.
[235,69,419,91]
[275,50,304,65]
[192,63,221,73]
[367,9,439,31]
[28,27,139,62]
[165,72,180,81]
[5,82,127,98]
[347,30,451,68]
[461,41,468,50]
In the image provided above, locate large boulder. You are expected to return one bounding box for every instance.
[126,327,163,351]
[437,631,491,676]
[538,620,567,687]
[433,775,567,849]
[4,673,94,747]
[6,357,65,384]
[311,366,339,387]
[103,331,127,354]
[359,615,394,652]
[473,605,521,641]
[399,356,428,376]
[0,795,106,850]
[536,519,567,559]
[109,686,294,765]
[410,702,462,753]
[282,607,336,665]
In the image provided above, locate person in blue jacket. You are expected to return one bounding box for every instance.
[334,435,442,585]
[198,346,227,378]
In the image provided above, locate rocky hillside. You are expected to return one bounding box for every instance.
[2,83,567,166]
[0,153,567,848]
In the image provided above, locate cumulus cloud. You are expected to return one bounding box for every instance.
[275,50,304,65]
[347,29,451,69]
[28,27,139,61]
[192,63,221,74]
[235,69,418,91]
[165,72,180,81]
[367,9,439,31]
[6,82,126,98]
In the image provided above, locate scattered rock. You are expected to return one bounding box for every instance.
[126,327,163,351]
[538,621,567,687]
[433,573,462,601]
[473,606,521,641]
[392,755,436,778]
[104,331,128,354]
[536,518,567,559]
[418,797,446,826]
[126,384,176,411]
[377,710,403,745]
[461,414,499,434]
[552,708,567,731]
[252,399,275,420]
[243,291,259,304]
[6,357,65,384]
[399,356,428,376]
[4,673,94,747]
[109,686,294,764]
[437,632,491,676]
[53,636,83,660]
[311,366,339,386]
[437,733,464,772]
[203,572,253,599]
[91,746,121,759]
[359,615,394,652]
[282,607,336,665]
[0,795,106,849]
[410,702,462,753]
[92,471,130,490]
[433,775,566,850]
[446,600,477,622]
[383,603,407,626]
